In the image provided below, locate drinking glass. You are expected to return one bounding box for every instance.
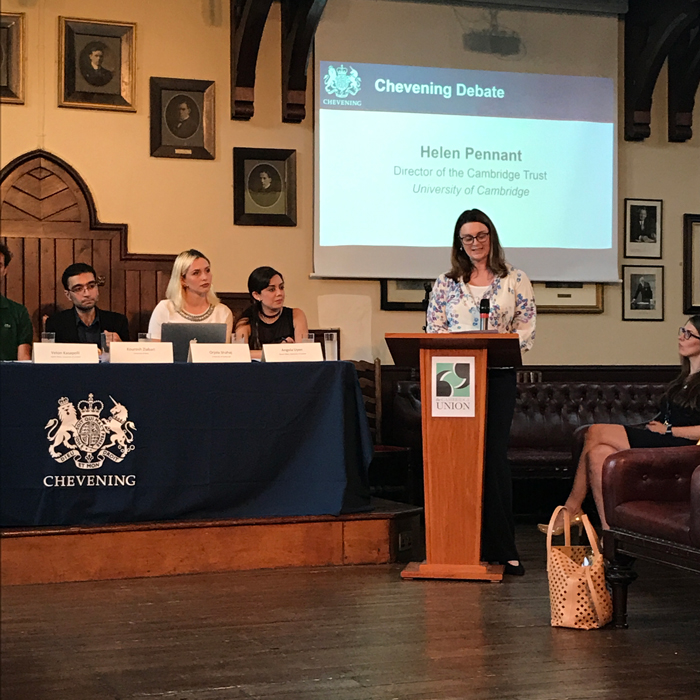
[301,333,316,343]
[138,333,150,342]
[324,332,338,361]
[41,332,55,343]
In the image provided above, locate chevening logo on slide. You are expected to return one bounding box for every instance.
[324,65,361,98]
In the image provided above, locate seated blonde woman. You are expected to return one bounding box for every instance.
[148,249,233,340]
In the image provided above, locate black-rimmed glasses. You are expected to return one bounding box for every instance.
[69,281,98,294]
[679,327,700,341]
[459,232,490,246]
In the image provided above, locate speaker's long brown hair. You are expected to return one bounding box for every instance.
[446,209,508,284]
[665,315,700,411]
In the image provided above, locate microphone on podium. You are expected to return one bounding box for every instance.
[479,298,490,331]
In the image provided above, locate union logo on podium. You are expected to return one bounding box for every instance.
[431,357,475,417]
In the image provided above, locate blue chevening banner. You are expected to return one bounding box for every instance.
[0,362,372,527]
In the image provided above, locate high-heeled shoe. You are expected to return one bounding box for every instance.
[537,511,584,536]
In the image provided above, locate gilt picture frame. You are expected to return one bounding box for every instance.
[0,13,25,104]
[533,283,604,314]
[59,17,136,111]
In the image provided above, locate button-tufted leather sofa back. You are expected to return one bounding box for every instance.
[510,382,667,451]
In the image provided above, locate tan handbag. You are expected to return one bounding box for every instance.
[546,506,613,630]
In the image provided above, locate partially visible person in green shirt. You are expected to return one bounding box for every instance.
[0,243,33,361]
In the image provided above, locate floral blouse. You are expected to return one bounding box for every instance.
[426,265,536,352]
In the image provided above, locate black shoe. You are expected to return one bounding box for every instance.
[502,562,525,576]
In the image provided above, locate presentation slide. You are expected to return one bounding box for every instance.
[315,61,617,282]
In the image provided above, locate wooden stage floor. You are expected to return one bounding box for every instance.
[1,524,699,700]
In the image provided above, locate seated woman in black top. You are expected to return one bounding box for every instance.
[234,266,309,357]
[542,316,700,533]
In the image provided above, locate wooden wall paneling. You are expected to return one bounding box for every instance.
[139,270,157,334]
[39,238,56,328]
[93,237,112,311]
[0,237,5,296]
[1,151,245,336]
[54,238,74,310]
[156,269,169,303]
[22,237,40,337]
[110,234,126,315]
[5,237,23,304]
[125,269,140,338]
[73,238,92,264]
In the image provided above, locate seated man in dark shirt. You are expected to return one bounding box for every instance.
[45,263,130,345]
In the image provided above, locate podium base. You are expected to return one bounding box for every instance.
[400,560,504,581]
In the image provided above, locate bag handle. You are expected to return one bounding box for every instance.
[546,507,602,569]
[585,566,609,625]
[579,513,602,558]
[546,505,571,570]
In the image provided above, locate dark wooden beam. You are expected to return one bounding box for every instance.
[281,0,328,123]
[624,0,700,141]
[230,0,274,120]
[668,19,700,142]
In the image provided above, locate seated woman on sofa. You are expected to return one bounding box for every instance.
[234,266,308,358]
[542,316,700,533]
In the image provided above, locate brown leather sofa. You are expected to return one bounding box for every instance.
[602,446,700,628]
[392,380,668,480]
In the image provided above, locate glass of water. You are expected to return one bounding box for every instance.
[41,332,55,343]
[324,332,338,361]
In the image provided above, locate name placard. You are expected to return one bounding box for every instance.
[188,343,251,363]
[261,343,324,363]
[33,343,99,364]
[109,342,174,364]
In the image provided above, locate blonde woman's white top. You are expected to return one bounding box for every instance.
[147,300,234,340]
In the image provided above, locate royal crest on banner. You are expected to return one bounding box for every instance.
[45,393,136,469]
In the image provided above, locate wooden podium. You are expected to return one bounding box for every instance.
[385,333,521,582]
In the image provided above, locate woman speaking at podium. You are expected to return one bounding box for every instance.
[426,209,536,576]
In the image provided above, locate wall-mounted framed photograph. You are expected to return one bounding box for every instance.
[380,279,433,311]
[622,265,664,321]
[683,213,700,314]
[533,282,604,314]
[233,148,296,226]
[59,17,135,111]
[624,198,662,259]
[150,77,215,160]
[1,13,25,104]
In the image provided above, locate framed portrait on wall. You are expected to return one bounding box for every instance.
[233,148,296,226]
[380,279,433,311]
[533,282,604,314]
[683,213,700,314]
[624,198,662,259]
[59,17,135,111]
[622,265,664,321]
[149,77,215,159]
[1,13,25,104]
